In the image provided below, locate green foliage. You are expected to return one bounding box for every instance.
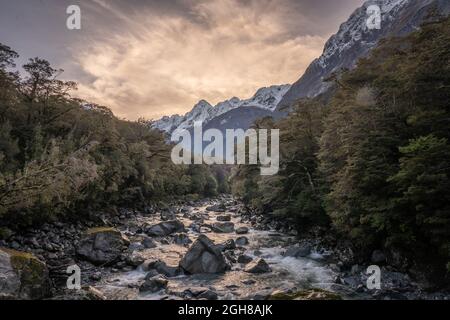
[0,44,228,228]
[231,17,450,273]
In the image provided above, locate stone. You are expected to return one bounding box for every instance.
[160,211,176,221]
[244,258,271,274]
[217,239,236,251]
[198,289,218,300]
[236,237,249,246]
[153,261,182,278]
[173,233,192,245]
[206,204,226,212]
[179,235,228,274]
[145,220,185,237]
[127,251,146,267]
[0,248,51,299]
[76,227,130,265]
[139,275,168,293]
[237,254,253,264]
[128,242,145,251]
[216,215,231,222]
[235,227,249,235]
[142,237,157,249]
[211,222,235,233]
[284,244,311,258]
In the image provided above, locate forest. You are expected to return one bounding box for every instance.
[231,17,450,282]
[0,45,229,229]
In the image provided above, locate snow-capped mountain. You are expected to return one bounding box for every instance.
[152,84,290,134]
[277,0,450,110]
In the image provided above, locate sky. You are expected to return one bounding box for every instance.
[0,0,364,120]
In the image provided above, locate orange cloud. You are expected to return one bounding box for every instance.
[75,0,327,120]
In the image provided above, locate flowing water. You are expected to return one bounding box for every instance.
[93,202,356,300]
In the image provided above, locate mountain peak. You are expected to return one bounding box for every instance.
[151,84,291,134]
[276,0,450,110]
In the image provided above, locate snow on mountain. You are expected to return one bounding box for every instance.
[151,84,290,134]
[277,0,450,110]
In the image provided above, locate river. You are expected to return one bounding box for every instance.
[92,198,365,300]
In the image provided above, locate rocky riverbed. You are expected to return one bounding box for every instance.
[0,196,448,300]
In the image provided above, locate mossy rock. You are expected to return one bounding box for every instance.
[77,227,129,265]
[0,248,52,299]
[86,227,121,235]
[268,288,342,300]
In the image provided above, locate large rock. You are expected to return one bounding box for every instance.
[76,227,130,265]
[236,227,249,235]
[145,220,185,237]
[236,236,249,246]
[217,239,236,252]
[216,215,231,222]
[179,235,228,274]
[211,222,235,233]
[0,248,51,299]
[139,275,168,293]
[284,244,311,258]
[206,204,226,212]
[237,254,253,264]
[173,233,192,245]
[149,260,183,278]
[244,258,271,274]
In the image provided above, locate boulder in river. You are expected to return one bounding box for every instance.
[236,236,249,246]
[206,204,226,212]
[284,244,311,258]
[179,235,229,274]
[126,251,146,267]
[216,215,231,222]
[211,222,235,233]
[160,211,176,221]
[154,261,183,278]
[235,227,249,235]
[76,227,130,265]
[139,275,168,293]
[173,233,192,245]
[145,220,185,237]
[142,237,157,249]
[237,254,253,264]
[244,258,271,274]
[217,239,236,252]
[0,248,52,299]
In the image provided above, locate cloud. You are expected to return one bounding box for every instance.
[74,0,331,120]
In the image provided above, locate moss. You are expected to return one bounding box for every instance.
[0,247,50,299]
[268,288,342,300]
[86,227,119,235]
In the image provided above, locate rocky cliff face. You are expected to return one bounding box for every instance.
[276,0,450,110]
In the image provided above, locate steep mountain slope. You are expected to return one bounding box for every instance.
[277,0,450,110]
